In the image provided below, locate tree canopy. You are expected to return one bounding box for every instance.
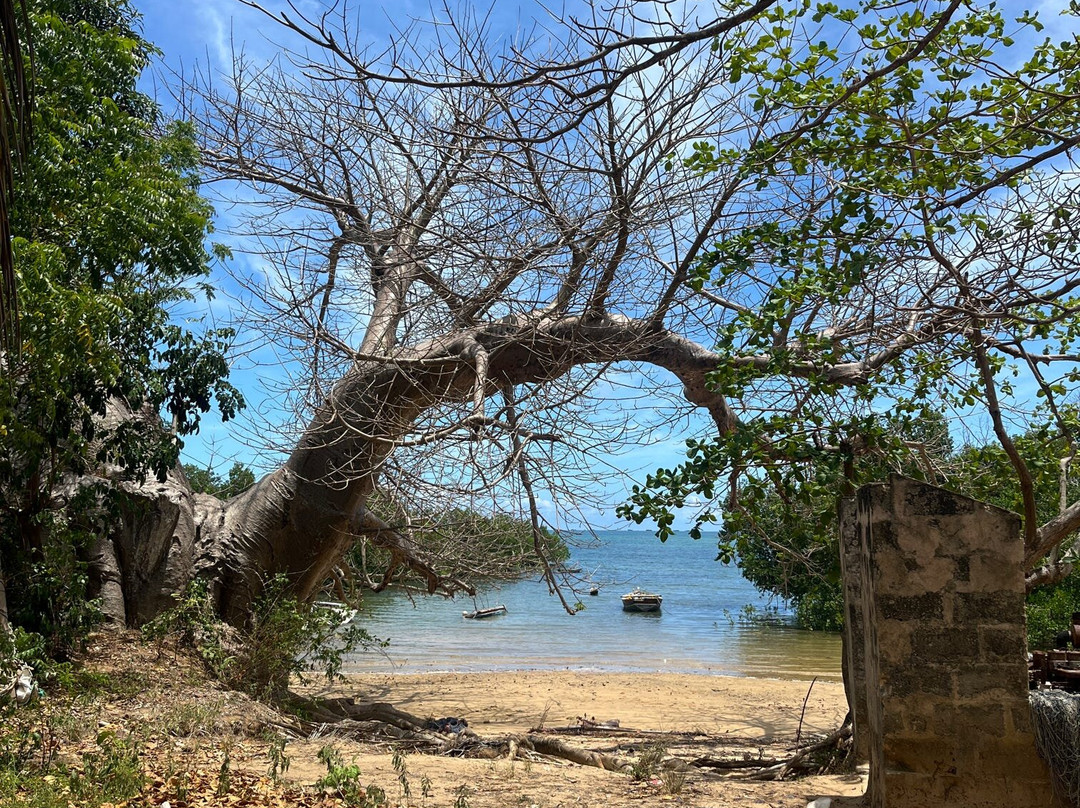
[0,0,242,653]
[3,0,1080,638]
[185,0,1080,610]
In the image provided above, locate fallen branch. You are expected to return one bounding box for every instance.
[537,724,705,737]
[737,720,853,781]
[518,734,632,771]
[691,756,784,770]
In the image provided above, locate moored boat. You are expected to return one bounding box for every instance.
[313,600,359,627]
[463,604,508,619]
[621,588,662,612]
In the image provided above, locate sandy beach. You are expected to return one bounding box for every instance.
[327,670,848,737]
[292,670,865,807]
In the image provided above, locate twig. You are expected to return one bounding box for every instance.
[794,676,817,750]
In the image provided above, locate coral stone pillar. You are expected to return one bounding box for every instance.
[852,475,1059,807]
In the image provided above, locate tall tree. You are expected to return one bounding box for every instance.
[62,0,1080,627]
[0,0,241,653]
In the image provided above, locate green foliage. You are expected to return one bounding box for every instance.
[0,0,243,668]
[630,742,667,781]
[74,731,144,803]
[0,714,143,808]
[316,745,387,807]
[346,502,569,591]
[144,575,384,703]
[2,496,103,660]
[1027,571,1080,650]
[265,730,291,783]
[182,461,256,499]
[625,0,1080,632]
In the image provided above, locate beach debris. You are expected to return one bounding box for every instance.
[577,714,619,730]
[0,664,37,705]
[425,716,469,734]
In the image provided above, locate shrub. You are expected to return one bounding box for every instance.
[144,574,383,702]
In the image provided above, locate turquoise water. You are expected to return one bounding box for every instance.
[345,530,842,680]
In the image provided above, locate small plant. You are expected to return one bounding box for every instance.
[74,730,145,804]
[144,575,383,703]
[217,740,233,797]
[265,731,291,782]
[630,742,666,781]
[0,701,57,773]
[660,767,687,794]
[453,784,471,808]
[392,747,411,803]
[317,744,385,807]
[161,700,216,737]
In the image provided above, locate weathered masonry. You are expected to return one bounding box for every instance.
[839,475,1060,807]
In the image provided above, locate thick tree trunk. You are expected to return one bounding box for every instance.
[92,313,734,626]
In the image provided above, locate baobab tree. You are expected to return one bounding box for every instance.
[91,0,1080,626]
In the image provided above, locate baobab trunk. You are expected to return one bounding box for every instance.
[90,313,735,627]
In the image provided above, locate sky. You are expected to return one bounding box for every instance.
[126,0,1080,532]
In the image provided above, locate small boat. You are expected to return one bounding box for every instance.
[462,605,508,619]
[313,600,359,627]
[621,588,662,613]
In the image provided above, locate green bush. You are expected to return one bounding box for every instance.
[144,575,383,702]
[1027,570,1080,650]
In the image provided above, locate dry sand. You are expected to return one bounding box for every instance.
[293,670,866,808]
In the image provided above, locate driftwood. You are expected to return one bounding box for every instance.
[736,721,854,781]
[282,692,851,779]
[518,735,632,771]
[537,724,704,737]
[692,756,784,770]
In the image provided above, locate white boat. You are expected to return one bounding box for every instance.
[313,600,359,627]
[621,588,662,612]
[462,604,508,619]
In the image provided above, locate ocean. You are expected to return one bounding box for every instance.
[344,529,842,681]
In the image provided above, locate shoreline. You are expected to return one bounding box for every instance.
[312,669,849,739]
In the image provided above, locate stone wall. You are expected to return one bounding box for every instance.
[840,474,1060,807]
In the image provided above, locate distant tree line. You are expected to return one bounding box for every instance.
[714,411,1080,647]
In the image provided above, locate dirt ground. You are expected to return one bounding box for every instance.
[36,633,866,807]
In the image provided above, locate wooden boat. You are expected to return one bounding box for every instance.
[462,605,508,619]
[621,588,662,612]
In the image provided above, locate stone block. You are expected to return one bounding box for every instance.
[882,665,953,699]
[900,483,975,517]
[1010,704,1033,734]
[969,553,1024,590]
[884,737,957,774]
[911,625,980,663]
[932,703,1006,738]
[975,742,1058,781]
[978,626,1027,662]
[955,663,1028,699]
[877,592,944,622]
[953,590,1026,624]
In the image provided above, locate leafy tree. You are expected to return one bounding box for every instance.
[712,411,1080,635]
[0,0,241,656]
[620,0,1080,594]
[183,462,255,500]
[713,412,953,630]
